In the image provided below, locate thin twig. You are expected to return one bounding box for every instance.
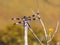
[39,18,48,40]
[29,27,43,45]
[24,23,28,45]
[37,9,47,39]
[31,9,48,40]
[47,21,59,43]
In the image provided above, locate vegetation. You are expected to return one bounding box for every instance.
[0,25,58,45]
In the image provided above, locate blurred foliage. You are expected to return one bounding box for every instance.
[0,24,58,45]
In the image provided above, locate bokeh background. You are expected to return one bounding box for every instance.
[0,0,60,45]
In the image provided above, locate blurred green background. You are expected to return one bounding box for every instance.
[0,0,60,45]
[0,25,58,45]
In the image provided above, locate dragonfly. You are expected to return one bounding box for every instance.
[11,12,40,27]
[11,11,43,45]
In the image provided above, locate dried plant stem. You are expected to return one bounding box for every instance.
[47,21,59,43]
[31,9,47,40]
[39,17,49,45]
[29,27,43,45]
[31,9,59,45]
[24,23,28,45]
[39,19,47,40]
